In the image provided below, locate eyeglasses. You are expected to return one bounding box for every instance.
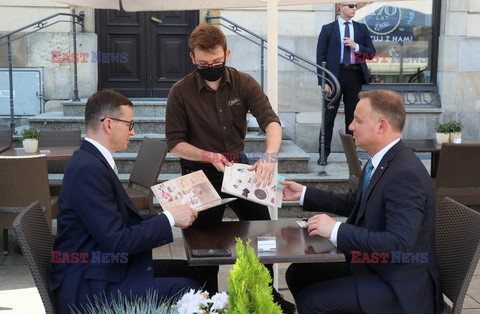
[100,117,135,131]
[196,61,225,70]
[342,4,357,8]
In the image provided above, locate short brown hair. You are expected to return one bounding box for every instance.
[85,90,133,131]
[359,89,406,132]
[189,24,227,54]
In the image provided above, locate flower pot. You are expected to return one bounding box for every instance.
[435,132,449,144]
[22,139,38,153]
[449,132,462,143]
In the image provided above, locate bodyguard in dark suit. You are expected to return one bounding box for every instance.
[317,3,375,164]
[48,90,200,313]
[282,90,443,313]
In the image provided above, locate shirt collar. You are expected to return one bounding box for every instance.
[338,16,352,26]
[84,137,116,172]
[370,138,401,170]
[194,66,232,93]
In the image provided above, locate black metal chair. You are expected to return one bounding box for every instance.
[12,201,56,314]
[436,197,480,313]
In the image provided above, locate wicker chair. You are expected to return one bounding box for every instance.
[38,129,81,173]
[435,143,480,207]
[0,129,13,147]
[12,202,56,314]
[338,130,362,191]
[126,137,168,214]
[0,155,58,254]
[436,197,480,313]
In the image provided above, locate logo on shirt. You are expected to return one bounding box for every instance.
[227,98,241,107]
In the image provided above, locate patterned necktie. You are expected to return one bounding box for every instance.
[362,160,374,197]
[343,21,351,66]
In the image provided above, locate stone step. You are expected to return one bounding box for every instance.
[114,140,310,174]
[28,111,165,134]
[62,98,167,117]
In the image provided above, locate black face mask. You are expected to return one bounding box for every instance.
[197,63,225,82]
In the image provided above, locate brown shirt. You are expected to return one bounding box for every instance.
[166,66,280,155]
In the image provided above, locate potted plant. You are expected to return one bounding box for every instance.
[447,120,463,143]
[20,128,39,153]
[434,122,449,144]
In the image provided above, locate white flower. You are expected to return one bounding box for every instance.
[210,292,229,312]
[176,290,228,314]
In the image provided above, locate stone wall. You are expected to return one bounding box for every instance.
[437,0,480,139]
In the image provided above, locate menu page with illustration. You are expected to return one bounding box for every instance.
[151,170,235,212]
[221,163,283,207]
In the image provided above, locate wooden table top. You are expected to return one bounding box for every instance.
[0,146,79,161]
[182,220,345,266]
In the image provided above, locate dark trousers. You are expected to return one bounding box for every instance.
[319,67,364,161]
[286,262,401,314]
[181,160,273,294]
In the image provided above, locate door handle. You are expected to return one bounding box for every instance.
[150,17,163,24]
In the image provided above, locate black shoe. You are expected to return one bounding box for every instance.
[272,288,296,314]
[317,157,328,166]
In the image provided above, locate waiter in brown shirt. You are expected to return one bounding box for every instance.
[166,24,294,313]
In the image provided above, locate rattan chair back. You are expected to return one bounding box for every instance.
[0,129,13,147]
[0,155,56,225]
[435,143,480,206]
[13,202,56,314]
[436,197,480,313]
[127,137,168,214]
[338,130,362,191]
[38,130,81,174]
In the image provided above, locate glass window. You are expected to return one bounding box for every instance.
[353,1,434,84]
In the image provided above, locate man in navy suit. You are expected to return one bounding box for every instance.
[48,90,200,313]
[317,3,376,164]
[282,90,443,313]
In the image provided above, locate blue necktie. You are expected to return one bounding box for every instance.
[343,21,351,66]
[362,160,374,197]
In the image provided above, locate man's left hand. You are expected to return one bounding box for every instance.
[248,156,276,188]
[343,37,357,49]
[306,214,337,238]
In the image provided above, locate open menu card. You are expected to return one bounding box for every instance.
[221,163,283,207]
[151,170,236,212]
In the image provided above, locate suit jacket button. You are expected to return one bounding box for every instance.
[146,266,152,272]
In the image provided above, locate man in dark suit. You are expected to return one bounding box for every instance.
[317,3,376,164]
[282,89,443,313]
[48,90,200,313]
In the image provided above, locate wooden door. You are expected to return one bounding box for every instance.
[96,10,198,98]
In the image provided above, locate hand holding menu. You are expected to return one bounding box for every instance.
[151,170,235,212]
[221,163,283,207]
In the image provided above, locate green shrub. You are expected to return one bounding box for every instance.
[20,128,39,140]
[435,122,449,133]
[227,238,282,314]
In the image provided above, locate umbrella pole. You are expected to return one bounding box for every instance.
[319,61,327,176]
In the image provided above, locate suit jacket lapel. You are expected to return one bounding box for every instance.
[353,141,405,225]
[332,20,341,46]
[81,140,144,219]
[352,20,361,44]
